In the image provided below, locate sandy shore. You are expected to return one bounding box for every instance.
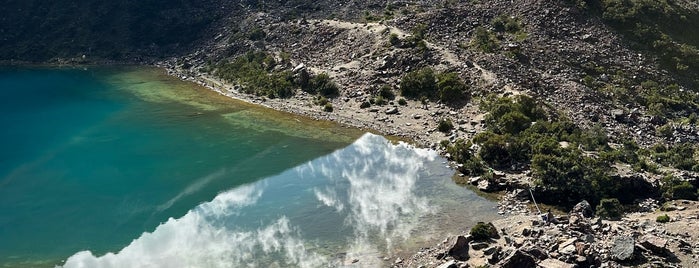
[159,64,488,153]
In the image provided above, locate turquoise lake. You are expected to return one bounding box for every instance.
[0,67,498,267]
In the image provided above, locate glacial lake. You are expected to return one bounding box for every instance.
[0,66,498,267]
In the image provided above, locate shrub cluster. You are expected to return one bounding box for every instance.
[470,222,499,241]
[211,51,341,99]
[213,51,295,98]
[399,68,470,106]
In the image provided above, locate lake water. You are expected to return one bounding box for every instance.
[0,67,498,267]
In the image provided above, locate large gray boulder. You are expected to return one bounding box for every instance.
[611,236,635,261]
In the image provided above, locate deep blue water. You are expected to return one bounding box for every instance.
[0,67,498,268]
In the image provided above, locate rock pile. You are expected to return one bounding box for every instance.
[400,200,699,267]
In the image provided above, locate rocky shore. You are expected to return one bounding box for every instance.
[152,1,699,267]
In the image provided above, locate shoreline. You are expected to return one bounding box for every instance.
[155,62,488,152]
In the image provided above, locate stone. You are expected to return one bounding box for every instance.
[559,245,576,255]
[571,200,593,217]
[483,246,501,256]
[522,246,547,260]
[498,249,536,268]
[436,260,457,268]
[611,236,635,261]
[639,235,668,256]
[539,258,576,268]
[471,242,489,250]
[559,238,578,250]
[477,179,496,192]
[385,107,399,114]
[448,235,470,261]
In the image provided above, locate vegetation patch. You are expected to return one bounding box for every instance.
[400,67,470,106]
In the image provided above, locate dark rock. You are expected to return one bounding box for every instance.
[522,246,548,260]
[447,235,470,261]
[498,249,537,268]
[611,236,635,261]
[471,242,490,251]
[571,200,593,217]
[483,246,501,256]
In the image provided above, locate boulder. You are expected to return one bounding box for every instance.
[447,235,470,261]
[611,236,635,261]
[498,249,537,268]
[539,258,576,268]
[571,200,593,217]
[639,235,668,256]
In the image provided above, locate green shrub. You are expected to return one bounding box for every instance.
[471,27,499,53]
[436,72,469,105]
[360,101,371,109]
[437,118,454,133]
[492,15,523,33]
[397,98,407,106]
[214,51,295,98]
[323,103,333,112]
[470,222,499,240]
[315,96,329,106]
[596,198,624,220]
[389,33,401,46]
[373,95,387,106]
[445,139,485,175]
[378,85,395,100]
[671,182,698,200]
[309,73,340,97]
[656,214,670,223]
[400,67,437,99]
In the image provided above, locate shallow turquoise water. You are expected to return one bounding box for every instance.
[0,67,498,267]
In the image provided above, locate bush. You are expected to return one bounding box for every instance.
[400,67,436,99]
[436,72,469,105]
[471,27,499,53]
[378,85,395,100]
[445,139,485,175]
[656,214,670,223]
[397,98,407,106]
[671,182,698,200]
[214,51,295,98]
[323,103,333,112]
[309,73,340,97]
[437,118,454,133]
[360,101,371,109]
[389,33,401,46]
[492,15,523,33]
[470,222,499,241]
[596,198,624,220]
